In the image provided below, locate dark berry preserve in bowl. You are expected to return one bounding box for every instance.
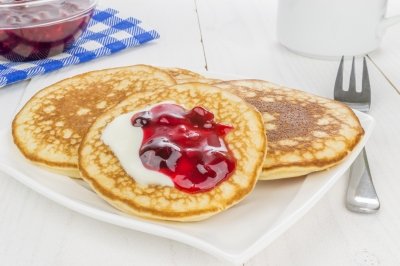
[0,0,97,61]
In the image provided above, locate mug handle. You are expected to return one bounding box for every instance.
[378,15,400,37]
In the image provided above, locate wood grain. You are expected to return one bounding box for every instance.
[369,0,400,94]
[197,0,400,265]
[1,0,400,265]
[0,1,226,265]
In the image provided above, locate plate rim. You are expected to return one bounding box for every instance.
[239,109,375,262]
[0,75,375,264]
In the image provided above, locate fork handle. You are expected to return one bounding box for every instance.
[346,148,380,213]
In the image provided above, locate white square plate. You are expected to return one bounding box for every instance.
[0,67,375,264]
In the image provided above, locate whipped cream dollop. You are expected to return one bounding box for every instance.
[101,104,175,187]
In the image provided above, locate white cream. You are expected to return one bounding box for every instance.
[101,106,175,187]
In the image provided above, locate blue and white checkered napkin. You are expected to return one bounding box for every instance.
[0,8,159,88]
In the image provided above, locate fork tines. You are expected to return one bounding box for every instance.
[333,56,371,113]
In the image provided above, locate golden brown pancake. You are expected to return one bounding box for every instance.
[12,65,176,178]
[216,80,364,180]
[162,67,204,81]
[78,83,267,221]
[161,67,222,84]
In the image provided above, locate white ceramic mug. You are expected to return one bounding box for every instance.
[277,0,400,58]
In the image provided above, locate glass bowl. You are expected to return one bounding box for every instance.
[0,0,98,61]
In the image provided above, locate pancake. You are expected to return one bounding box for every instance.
[162,67,222,84]
[78,83,267,221]
[12,65,176,178]
[162,67,204,82]
[216,80,364,180]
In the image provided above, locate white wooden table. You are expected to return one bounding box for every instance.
[1,0,400,265]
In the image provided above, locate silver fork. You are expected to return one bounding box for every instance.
[334,56,380,213]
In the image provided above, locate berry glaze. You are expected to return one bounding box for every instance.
[0,0,94,61]
[131,103,236,193]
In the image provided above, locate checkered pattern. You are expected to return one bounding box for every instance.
[0,8,159,88]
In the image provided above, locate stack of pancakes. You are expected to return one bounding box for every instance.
[12,65,364,221]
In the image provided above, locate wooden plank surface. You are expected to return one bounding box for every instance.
[1,0,400,265]
[0,1,228,266]
[197,0,400,265]
[368,0,400,93]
